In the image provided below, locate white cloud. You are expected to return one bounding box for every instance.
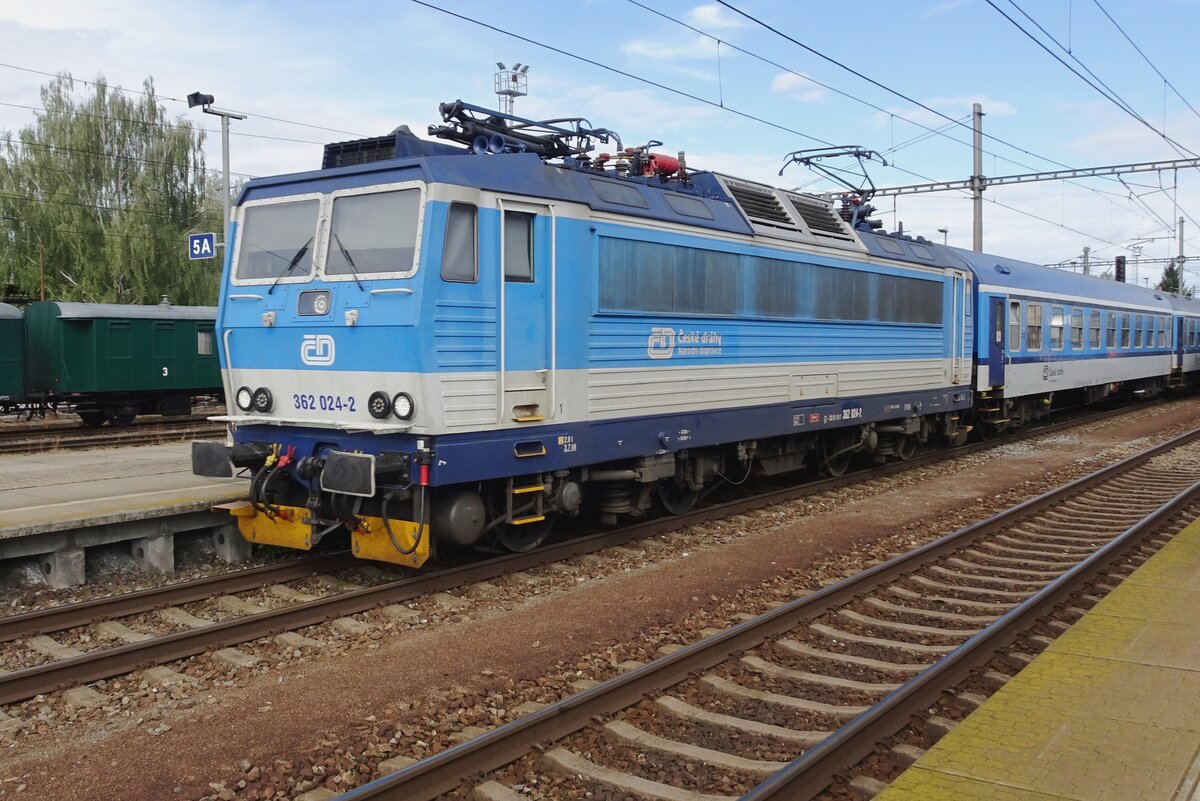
[770,72,827,104]
[623,34,716,62]
[687,3,748,30]
[921,0,971,17]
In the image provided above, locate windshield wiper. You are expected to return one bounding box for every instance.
[267,237,313,296]
[333,233,365,292]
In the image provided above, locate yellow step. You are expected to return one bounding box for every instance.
[511,515,546,526]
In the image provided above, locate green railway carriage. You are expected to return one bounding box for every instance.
[23,301,220,426]
[0,303,25,405]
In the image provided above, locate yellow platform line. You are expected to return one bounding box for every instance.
[876,518,1200,801]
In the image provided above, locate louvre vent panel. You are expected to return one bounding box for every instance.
[726,183,796,228]
[784,193,856,240]
[712,172,863,251]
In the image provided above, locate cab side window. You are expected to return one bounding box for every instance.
[503,211,535,282]
[441,203,478,283]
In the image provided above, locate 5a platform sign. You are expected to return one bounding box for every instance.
[188,233,216,260]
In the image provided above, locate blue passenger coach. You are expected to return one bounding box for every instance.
[964,255,1177,430]
[193,101,1177,568]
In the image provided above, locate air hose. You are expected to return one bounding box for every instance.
[381,485,426,556]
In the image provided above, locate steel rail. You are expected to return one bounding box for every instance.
[0,421,225,454]
[329,426,1200,801]
[743,479,1200,799]
[0,552,359,643]
[0,400,1169,705]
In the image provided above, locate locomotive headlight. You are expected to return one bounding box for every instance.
[235,386,254,412]
[251,387,273,413]
[367,391,391,420]
[392,392,415,420]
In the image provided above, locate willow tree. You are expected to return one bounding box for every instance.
[0,73,223,305]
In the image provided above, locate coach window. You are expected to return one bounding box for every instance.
[1027,303,1043,350]
[1106,313,1117,348]
[197,329,214,356]
[1070,309,1083,349]
[1134,314,1144,348]
[1159,317,1168,348]
[1088,310,1101,348]
[441,203,478,282]
[1008,301,1022,351]
[1121,313,1131,348]
[503,211,534,282]
[1049,306,1065,350]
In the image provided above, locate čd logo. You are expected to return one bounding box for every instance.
[301,334,336,366]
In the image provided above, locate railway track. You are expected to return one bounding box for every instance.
[0,400,1163,708]
[321,427,1200,801]
[0,413,225,454]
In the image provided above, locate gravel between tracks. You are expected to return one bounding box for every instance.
[0,401,1197,801]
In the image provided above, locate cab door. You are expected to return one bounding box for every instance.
[497,199,555,423]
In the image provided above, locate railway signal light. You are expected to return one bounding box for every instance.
[1115,255,1127,283]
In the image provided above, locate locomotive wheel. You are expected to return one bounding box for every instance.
[896,434,918,461]
[654,483,700,516]
[77,411,106,428]
[495,514,555,553]
[819,432,856,478]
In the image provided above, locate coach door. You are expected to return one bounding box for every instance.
[988,296,1006,387]
[498,199,556,423]
[949,271,970,385]
[1175,317,1186,370]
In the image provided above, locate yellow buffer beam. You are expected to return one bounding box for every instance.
[214,500,431,569]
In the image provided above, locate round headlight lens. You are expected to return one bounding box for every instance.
[235,386,253,412]
[367,391,391,420]
[251,387,273,413]
[392,392,415,420]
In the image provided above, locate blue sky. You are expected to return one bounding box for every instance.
[1,0,1198,283]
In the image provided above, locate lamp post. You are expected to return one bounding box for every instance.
[188,92,246,252]
[937,227,948,245]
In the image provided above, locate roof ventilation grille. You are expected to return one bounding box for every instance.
[724,179,800,231]
[784,193,855,241]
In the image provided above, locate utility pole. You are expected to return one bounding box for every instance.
[1082,246,1090,275]
[971,102,984,252]
[1180,216,1187,270]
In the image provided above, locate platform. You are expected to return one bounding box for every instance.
[876,519,1200,801]
[0,443,247,584]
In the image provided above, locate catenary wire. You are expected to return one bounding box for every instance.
[412,0,1132,248]
[985,0,1199,158]
[711,0,1191,234]
[0,62,367,138]
[1090,0,1200,125]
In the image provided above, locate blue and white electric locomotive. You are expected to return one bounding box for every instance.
[192,100,1179,567]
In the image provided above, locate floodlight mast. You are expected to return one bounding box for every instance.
[188,92,246,251]
[494,62,529,115]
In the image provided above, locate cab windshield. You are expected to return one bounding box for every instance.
[235,200,320,281]
[325,189,421,277]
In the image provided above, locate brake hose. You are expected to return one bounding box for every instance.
[381,486,426,556]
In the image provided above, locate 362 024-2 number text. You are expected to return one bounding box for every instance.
[293,394,356,413]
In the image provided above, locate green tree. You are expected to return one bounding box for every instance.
[0,73,222,305]
[1156,259,1189,296]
